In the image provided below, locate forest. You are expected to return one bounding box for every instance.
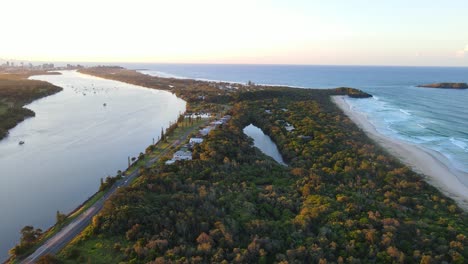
[0,71,62,140]
[53,72,467,264]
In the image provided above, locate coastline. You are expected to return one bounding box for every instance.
[332,95,468,211]
[15,67,468,262]
[138,69,312,89]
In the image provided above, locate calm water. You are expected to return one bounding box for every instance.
[243,124,286,165]
[0,71,185,259]
[135,63,468,183]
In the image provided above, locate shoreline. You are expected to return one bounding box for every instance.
[138,69,314,89]
[3,70,187,262]
[332,95,468,211]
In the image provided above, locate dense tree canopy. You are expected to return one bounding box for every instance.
[59,80,467,263]
[0,73,62,139]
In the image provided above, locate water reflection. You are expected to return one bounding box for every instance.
[243,124,286,166]
[0,71,185,259]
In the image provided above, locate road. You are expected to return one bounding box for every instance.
[21,123,202,263]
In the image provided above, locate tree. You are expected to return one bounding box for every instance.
[160,127,165,142]
[20,225,42,245]
[56,210,67,224]
[9,226,43,257]
[36,254,61,264]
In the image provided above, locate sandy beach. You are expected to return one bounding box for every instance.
[332,96,468,211]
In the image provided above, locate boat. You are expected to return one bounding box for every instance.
[103,103,107,106]
[19,141,25,145]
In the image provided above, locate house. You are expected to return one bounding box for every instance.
[199,126,214,136]
[220,115,231,123]
[285,122,295,132]
[211,121,223,126]
[189,138,204,145]
[265,110,272,114]
[173,150,192,161]
[298,135,313,141]
[165,159,176,165]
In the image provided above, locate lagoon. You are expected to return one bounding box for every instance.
[243,124,286,166]
[0,71,185,259]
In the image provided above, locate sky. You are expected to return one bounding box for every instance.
[1,0,468,66]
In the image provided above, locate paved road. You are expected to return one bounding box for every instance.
[21,123,202,263]
[21,169,138,263]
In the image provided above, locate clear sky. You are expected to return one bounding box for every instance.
[1,0,468,66]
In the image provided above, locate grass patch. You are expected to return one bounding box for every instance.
[59,236,127,264]
[126,117,209,174]
[0,102,8,115]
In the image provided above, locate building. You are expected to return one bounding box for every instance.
[211,121,223,126]
[298,135,313,141]
[220,115,231,123]
[173,150,192,161]
[189,138,204,145]
[285,122,295,132]
[199,126,214,136]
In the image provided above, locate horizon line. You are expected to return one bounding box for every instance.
[1,58,468,68]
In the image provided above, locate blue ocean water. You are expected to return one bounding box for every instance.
[126,64,468,179]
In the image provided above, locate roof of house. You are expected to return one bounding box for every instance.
[174,150,192,157]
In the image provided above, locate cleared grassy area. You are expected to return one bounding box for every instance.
[0,102,7,115]
[126,117,209,175]
[60,236,127,264]
[68,192,105,219]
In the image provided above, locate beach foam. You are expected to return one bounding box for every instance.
[333,96,468,211]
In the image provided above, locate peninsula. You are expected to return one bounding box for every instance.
[417,82,468,89]
[0,70,62,140]
[10,67,466,264]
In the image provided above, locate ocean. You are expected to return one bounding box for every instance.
[125,64,468,184]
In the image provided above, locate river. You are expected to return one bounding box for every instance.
[0,70,185,259]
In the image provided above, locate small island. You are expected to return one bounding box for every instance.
[417,82,468,89]
[335,87,373,98]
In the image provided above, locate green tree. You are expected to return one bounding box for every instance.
[36,254,62,264]
[56,210,67,224]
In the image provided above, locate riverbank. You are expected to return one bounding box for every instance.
[1,70,186,262]
[0,72,62,140]
[20,112,211,263]
[332,95,468,211]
